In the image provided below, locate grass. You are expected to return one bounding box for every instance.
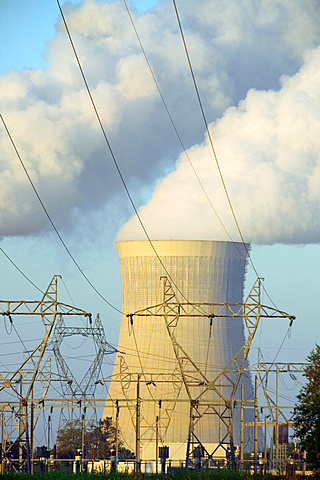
[0,469,316,480]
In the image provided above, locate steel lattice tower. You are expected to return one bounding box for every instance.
[49,314,117,430]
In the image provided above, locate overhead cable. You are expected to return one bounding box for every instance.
[123,0,291,378]
[12,324,29,356]
[122,0,234,245]
[0,247,43,294]
[56,0,204,311]
[172,1,282,312]
[172,0,246,250]
[123,1,278,316]
[0,114,122,315]
[123,0,277,318]
[126,0,279,316]
[132,324,158,400]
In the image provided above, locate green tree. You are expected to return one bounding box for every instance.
[86,418,134,460]
[56,417,134,460]
[56,419,82,458]
[87,418,117,459]
[293,344,320,470]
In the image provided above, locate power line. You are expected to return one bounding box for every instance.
[132,324,158,401]
[124,2,293,387]
[122,0,234,245]
[60,277,76,307]
[0,338,43,347]
[56,0,204,313]
[0,247,43,294]
[125,0,280,317]
[122,10,275,318]
[122,2,281,317]
[172,0,246,249]
[121,2,269,381]
[172,1,282,313]
[12,324,29,356]
[0,114,122,315]
[271,327,292,364]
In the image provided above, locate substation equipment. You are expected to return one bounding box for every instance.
[102,276,296,472]
[0,275,299,474]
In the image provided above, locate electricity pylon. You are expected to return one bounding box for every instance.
[0,275,91,473]
[48,313,117,430]
[131,277,295,468]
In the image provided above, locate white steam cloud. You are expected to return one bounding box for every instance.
[117,47,320,245]
[1,0,320,244]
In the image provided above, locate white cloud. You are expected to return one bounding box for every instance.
[0,0,319,240]
[116,54,156,99]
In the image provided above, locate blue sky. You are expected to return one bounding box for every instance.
[0,0,158,71]
[1,0,319,426]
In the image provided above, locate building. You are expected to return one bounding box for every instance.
[103,240,255,464]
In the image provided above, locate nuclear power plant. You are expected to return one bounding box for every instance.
[0,246,297,473]
[104,239,257,465]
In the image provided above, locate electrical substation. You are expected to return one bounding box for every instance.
[0,264,307,475]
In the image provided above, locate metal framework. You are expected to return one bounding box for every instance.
[246,362,305,471]
[129,277,295,468]
[0,363,303,474]
[1,275,299,472]
[98,360,304,472]
[0,275,91,472]
[48,313,117,429]
[117,356,184,450]
[0,357,51,471]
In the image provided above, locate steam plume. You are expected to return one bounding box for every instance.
[117,47,320,245]
[0,0,319,242]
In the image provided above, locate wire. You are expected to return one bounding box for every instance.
[204,322,212,375]
[0,338,42,344]
[280,374,298,392]
[12,324,29,357]
[271,327,291,364]
[60,276,76,307]
[119,4,294,395]
[63,337,88,350]
[172,0,246,249]
[131,325,157,401]
[3,315,13,335]
[60,277,88,327]
[265,384,299,404]
[125,0,282,320]
[0,247,43,294]
[122,1,281,327]
[171,2,284,313]
[0,358,10,372]
[122,0,234,245]
[0,114,122,315]
[56,0,205,314]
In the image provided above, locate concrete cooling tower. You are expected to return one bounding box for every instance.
[103,240,255,464]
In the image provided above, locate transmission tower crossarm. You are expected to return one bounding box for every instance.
[1,275,91,329]
[252,362,306,372]
[1,278,91,401]
[132,300,294,322]
[0,300,90,318]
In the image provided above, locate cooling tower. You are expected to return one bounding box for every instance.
[104,240,254,462]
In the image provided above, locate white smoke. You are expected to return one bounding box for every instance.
[0,0,320,241]
[117,46,320,245]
